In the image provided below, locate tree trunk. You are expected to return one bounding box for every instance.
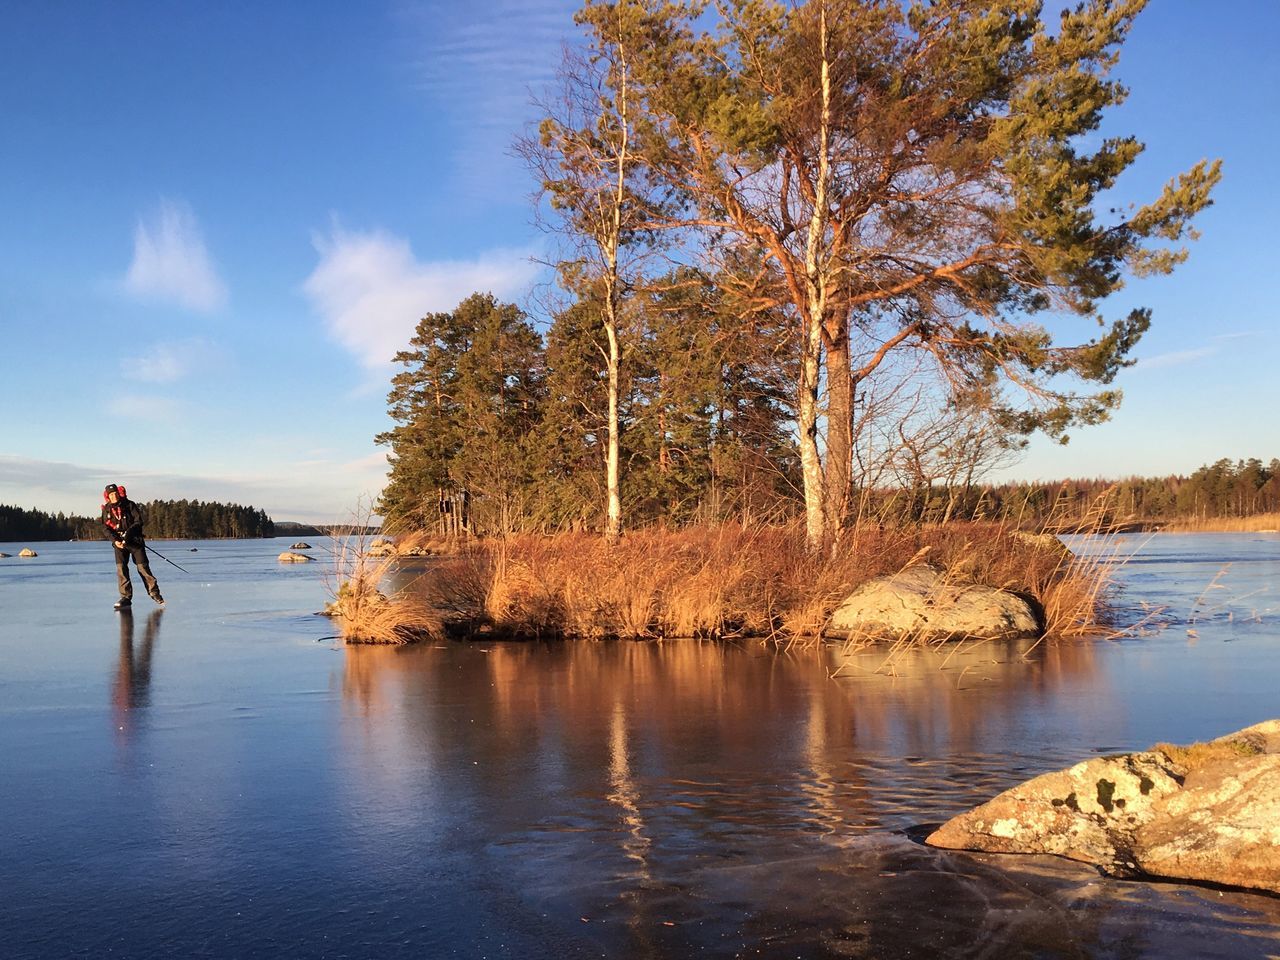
[601,16,629,548]
[605,316,622,546]
[797,321,825,551]
[799,1,832,554]
[823,333,853,544]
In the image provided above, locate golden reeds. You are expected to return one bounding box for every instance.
[1159,512,1280,533]
[399,518,1114,644]
[324,519,443,644]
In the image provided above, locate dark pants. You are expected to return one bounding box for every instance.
[115,542,160,600]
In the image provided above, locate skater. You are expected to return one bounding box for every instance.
[101,483,163,609]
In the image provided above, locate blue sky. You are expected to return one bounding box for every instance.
[1,2,1276,523]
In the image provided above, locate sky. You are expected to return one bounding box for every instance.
[1,1,1277,523]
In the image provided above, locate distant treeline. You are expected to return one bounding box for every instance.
[1,500,275,541]
[894,458,1280,528]
[275,522,381,538]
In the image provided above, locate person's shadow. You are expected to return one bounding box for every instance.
[113,608,163,719]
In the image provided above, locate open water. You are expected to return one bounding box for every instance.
[0,534,1277,958]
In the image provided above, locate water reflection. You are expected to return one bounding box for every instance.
[329,638,1279,957]
[334,638,1104,834]
[112,608,163,736]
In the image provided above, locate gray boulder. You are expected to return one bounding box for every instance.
[1012,531,1073,559]
[927,720,1280,895]
[366,539,396,558]
[290,541,312,549]
[0,552,9,558]
[826,565,1040,641]
[277,551,313,563]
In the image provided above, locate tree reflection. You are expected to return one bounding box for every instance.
[326,638,1280,957]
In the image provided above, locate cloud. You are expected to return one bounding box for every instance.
[121,338,220,383]
[124,199,227,312]
[1132,331,1257,373]
[1132,346,1217,371]
[107,393,184,424]
[303,226,539,370]
[400,0,571,119]
[396,0,577,195]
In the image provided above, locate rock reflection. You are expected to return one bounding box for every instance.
[112,608,162,738]
[333,638,1104,837]
[329,638,1280,957]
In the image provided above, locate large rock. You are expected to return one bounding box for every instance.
[1012,531,1073,559]
[826,565,1039,641]
[927,720,1280,894]
[1136,724,1280,893]
[277,551,313,563]
[290,541,312,549]
[365,538,396,558]
[18,548,37,558]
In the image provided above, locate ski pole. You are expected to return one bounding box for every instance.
[145,543,192,575]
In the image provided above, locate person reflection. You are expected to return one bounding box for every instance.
[113,608,162,728]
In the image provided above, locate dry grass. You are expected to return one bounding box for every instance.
[1154,738,1263,769]
[1159,513,1280,533]
[325,523,443,644]
[391,529,459,556]
[400,518,1115,644]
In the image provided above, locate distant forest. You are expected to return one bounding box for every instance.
[5,457,1275,543]
[917,458,1280,528]
[1,500,275,542]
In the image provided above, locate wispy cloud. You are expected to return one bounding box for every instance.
[124,199,227,313]
[302,225,539,371]
[1133,346,1217,371]
[395,0,578,195]
[1133,331,1255,372]
[121,338,221,383]
[107,393,185,424]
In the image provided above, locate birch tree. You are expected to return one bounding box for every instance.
[590,0,1219,551]
[526,0,674,544]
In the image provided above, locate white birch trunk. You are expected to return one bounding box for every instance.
[604,313,622,544]
[799,3,832,553]
[602,26,630,547]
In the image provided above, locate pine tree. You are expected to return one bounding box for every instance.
[560,0,1220,550]
[378,293,545,533]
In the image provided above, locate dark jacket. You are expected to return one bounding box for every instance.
[102,498,147,547]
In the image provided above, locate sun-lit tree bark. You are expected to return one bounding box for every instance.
[524,1,673,545]
[572,0,1219,551]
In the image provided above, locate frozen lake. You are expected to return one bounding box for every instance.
[1,534,1278,958]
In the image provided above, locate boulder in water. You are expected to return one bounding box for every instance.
[290,542,312,550]
[18,548,37,558]
[366,539,396,558]
[277,551,313,563]
[926,720,1280,895]
[826,565,1040,641]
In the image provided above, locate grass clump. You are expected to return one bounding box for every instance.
[1159,512,1280,533]
[401,520,1112,643]
[1154,738,1265,770]
[325,522,443,644]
